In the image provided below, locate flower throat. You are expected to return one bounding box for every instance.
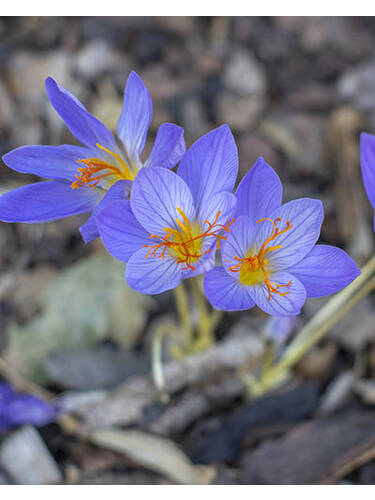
[71,143,134,189]
[229,217,293,300]
[144,208,234,271]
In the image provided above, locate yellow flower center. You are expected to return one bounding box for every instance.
[144,208,234,272]
[71,143,135,189]
[229,217,293,300]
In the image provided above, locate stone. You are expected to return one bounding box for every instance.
[8,50,73,108]
[223,49,266,97]
[0,426,62,484]
[337,62,375,113]
[44,344,148,390]
[75,40,130,81]
[318,371,355,416]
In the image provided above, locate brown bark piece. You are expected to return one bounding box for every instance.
[240,407,375,484]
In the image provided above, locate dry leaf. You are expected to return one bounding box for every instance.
[90,429,215,485]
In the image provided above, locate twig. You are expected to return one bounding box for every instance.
[322,438,375,484]
[76,331,265,433]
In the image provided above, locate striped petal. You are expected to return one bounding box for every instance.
[204,266,255,311]
[145,123,185,170]
[249,271,306,316]
[0,181,102,223]
[177,125,238,213]
[45,77,117,152]
[116,71,152,166]
[288,244,360,298]
[2,145,92,182]
[130,166,195,235]
[97,199,150,262]
[126,246,182,295]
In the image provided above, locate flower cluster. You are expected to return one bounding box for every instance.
[0,71,362,317]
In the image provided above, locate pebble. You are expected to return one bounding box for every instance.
[44,344,148,390]
[8,50,72,107]
[318,371,355,416]
[337,62,375,112]
[0,426,62,484]
[223,49,267,97]
[75,40,130,81]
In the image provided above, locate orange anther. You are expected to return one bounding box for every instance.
[71,143,134,189]
[143,209,234,271]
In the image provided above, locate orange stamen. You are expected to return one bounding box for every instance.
[71,143,134,189]
[144,208,234,271]
[229,217,293,301]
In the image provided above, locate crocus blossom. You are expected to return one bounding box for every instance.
[360,132,375,231]
[97,125,238,294]
[204,158,360,316]
[0,71,185,242]
[0,382,56,432]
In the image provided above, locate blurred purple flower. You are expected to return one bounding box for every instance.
[264,315,297,343]
[0,71,185,243]
[360,132,375,231]
[204,158,360,316]
[97,125,238,294]
[0,382,56,432]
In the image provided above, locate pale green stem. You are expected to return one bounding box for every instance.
[190,277,215,352]
[261,341,276,377]
[173,281,194,349]
[151,329,166,393]
[249,254,375,397]
[151,322,180,400]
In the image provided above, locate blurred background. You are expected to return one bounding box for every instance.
[1,16,375,485]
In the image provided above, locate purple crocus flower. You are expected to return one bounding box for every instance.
[360,132,375,231]
[0,71,185,243]
[204,158,360,316]
[0,382,56,432]
[96,125,238,294]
